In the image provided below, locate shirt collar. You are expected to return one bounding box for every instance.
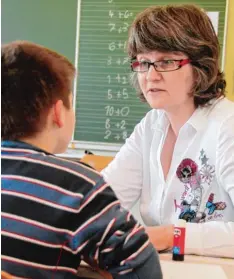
[1,140,51,154]
[151,110,169,132]
[186,107,207,131]
[151,98,221,133]
[187,98,222,131]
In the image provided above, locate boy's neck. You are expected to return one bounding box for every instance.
[19,133,56,154]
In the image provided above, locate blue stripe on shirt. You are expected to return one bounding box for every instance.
[1,216,70,246]
[2,178,82,209]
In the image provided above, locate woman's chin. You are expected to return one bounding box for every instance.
[146,94,168,109]
[147,99,167,110]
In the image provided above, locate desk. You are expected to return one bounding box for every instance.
[160,253,234,279]
[78,254,234,279]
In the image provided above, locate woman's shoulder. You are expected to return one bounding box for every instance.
[206,98,234,141]
[205,98,234,127]
[209,97,234,118]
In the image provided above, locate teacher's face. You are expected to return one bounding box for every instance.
[136,50,195,113]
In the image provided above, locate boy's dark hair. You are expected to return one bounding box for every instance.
[127,4,226,107]
[1,40,75,140]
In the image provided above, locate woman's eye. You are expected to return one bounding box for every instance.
[140,61,149,66]
[163,60,174,64]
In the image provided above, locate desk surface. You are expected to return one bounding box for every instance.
[160,254,234,279]
[78,254,234,279]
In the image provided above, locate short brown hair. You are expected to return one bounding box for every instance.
[2,41,75,140]
[127,4,226,107]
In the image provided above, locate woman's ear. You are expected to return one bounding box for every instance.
[52,100,65,128]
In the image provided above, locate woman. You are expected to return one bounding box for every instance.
[102,4,234,258]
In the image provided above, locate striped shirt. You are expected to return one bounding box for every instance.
[1,141,162,279]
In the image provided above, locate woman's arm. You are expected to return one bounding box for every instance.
[145,222,234,258]
[147,114,234,258]
[184,113,234,258]
[185,221,234,257]
[102,118,145,210]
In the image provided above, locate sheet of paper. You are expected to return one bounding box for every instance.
[161,260,227,279]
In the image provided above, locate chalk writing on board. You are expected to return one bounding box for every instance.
[103,0,133,141]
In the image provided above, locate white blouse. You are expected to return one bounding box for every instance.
[102,97,234,258]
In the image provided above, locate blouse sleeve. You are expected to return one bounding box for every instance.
[101,118,146,210]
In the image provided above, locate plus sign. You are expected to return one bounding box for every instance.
[115,134,120,140]
[117,91,122,98]
[116,74,121,82]
[118,42,124,49]
[116,58,121,65]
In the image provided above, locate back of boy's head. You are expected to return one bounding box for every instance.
[1,40,75,141]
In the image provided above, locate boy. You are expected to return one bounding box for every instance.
[1,41,162,279]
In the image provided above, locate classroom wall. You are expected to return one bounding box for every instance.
[225,0,234,100]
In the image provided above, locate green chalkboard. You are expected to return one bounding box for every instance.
[1,0,227,147]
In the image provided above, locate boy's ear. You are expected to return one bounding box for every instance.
[52,100,65,128]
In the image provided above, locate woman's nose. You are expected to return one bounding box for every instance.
[146,65,162,81]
